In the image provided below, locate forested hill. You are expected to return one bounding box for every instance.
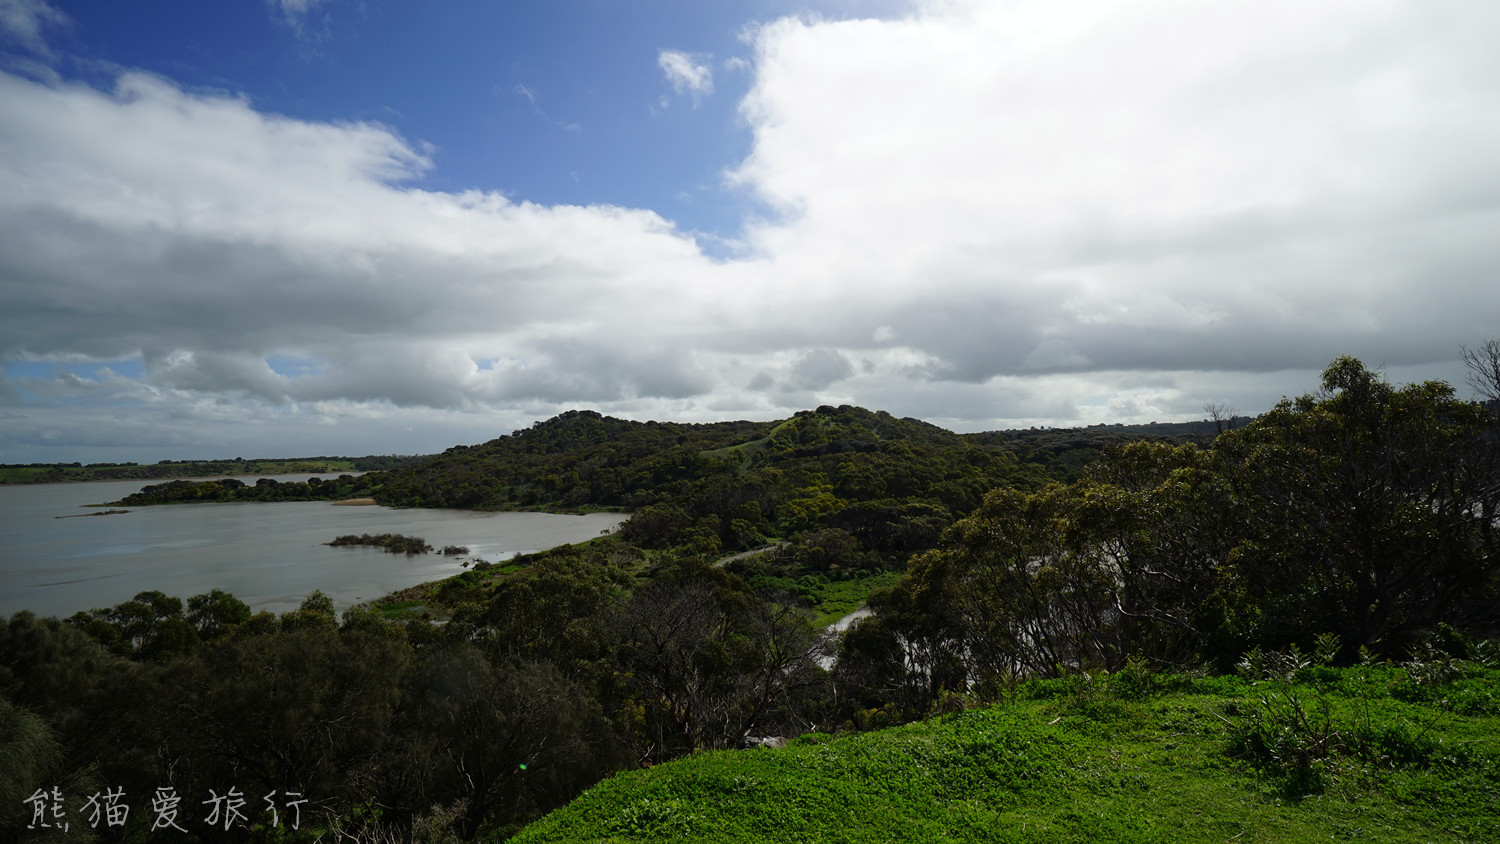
[360,404,1227,509]
[374,409,777,509]
[112,404,1219,526]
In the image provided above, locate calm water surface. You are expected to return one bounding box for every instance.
[0,477,625,618]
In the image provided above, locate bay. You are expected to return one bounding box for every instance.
[0,476,625,619]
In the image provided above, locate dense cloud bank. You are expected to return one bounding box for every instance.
[3,0,1500,460]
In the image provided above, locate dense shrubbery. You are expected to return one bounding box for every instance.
[843,357,1500,722]
[3,557,835,840]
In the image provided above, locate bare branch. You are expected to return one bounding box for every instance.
[1460,339,1500,405]
[1204,401,1238,435]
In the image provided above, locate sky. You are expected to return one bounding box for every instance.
[2,0,1498,463]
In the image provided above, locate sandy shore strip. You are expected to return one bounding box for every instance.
[331,498,378,506]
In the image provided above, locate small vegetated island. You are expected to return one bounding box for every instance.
[326,533,434,555]
[5,352,1499,842]
[326,533,468,556]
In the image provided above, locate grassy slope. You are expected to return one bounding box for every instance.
[513,665,1500,843]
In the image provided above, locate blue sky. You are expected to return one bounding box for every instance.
[47,1,778,239]
[3,0,1499,463]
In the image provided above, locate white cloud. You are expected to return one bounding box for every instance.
[658,49,714,105]
[0,0,67,56]
[512,82,581,132]
[5,0,1500,460]
[0,70,724,421]
[266,0,332,39]
[727,0,1500,379]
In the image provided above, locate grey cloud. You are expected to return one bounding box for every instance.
[483,338,714,404]
[788,348,853,390]
[146,350,293,404]
[6,1,1500,461]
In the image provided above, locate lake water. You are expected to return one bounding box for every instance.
[0,476,626,619]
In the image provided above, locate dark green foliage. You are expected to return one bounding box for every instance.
[66,590,200,660]
[186,588,251,642]
[462,548,630,672]
[856,357,1500,714]
[612,560,829,764]
[406,649,625,839]
[1211,357,1500,660]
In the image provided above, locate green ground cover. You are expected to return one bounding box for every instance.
[740,570,900,627]
[513,661,1500,843]
[699,418,799,463]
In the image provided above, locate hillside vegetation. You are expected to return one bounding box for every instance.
[109,405,1209,622]
[5,354,1497,841]
[516,655,1500,843]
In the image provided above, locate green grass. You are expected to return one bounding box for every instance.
[699,418,796,462]
[741,571,901,627]
[806,572,900,627]
[371,600,428,620]
[511,663,1500,843]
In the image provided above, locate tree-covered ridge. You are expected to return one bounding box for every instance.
[376,405,1058,541]
[373,410,777,509]
[102,406,1194,513]
[369,404,1052,513]
[969,417,1247,480]
[107,406,1071,581]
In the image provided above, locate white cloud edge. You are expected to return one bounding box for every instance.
[658,49,714,104]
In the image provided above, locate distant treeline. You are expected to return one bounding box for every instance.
[0,454,431,484]
[112,475,373,505]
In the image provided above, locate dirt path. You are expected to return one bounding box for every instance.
[713,541,787,568]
